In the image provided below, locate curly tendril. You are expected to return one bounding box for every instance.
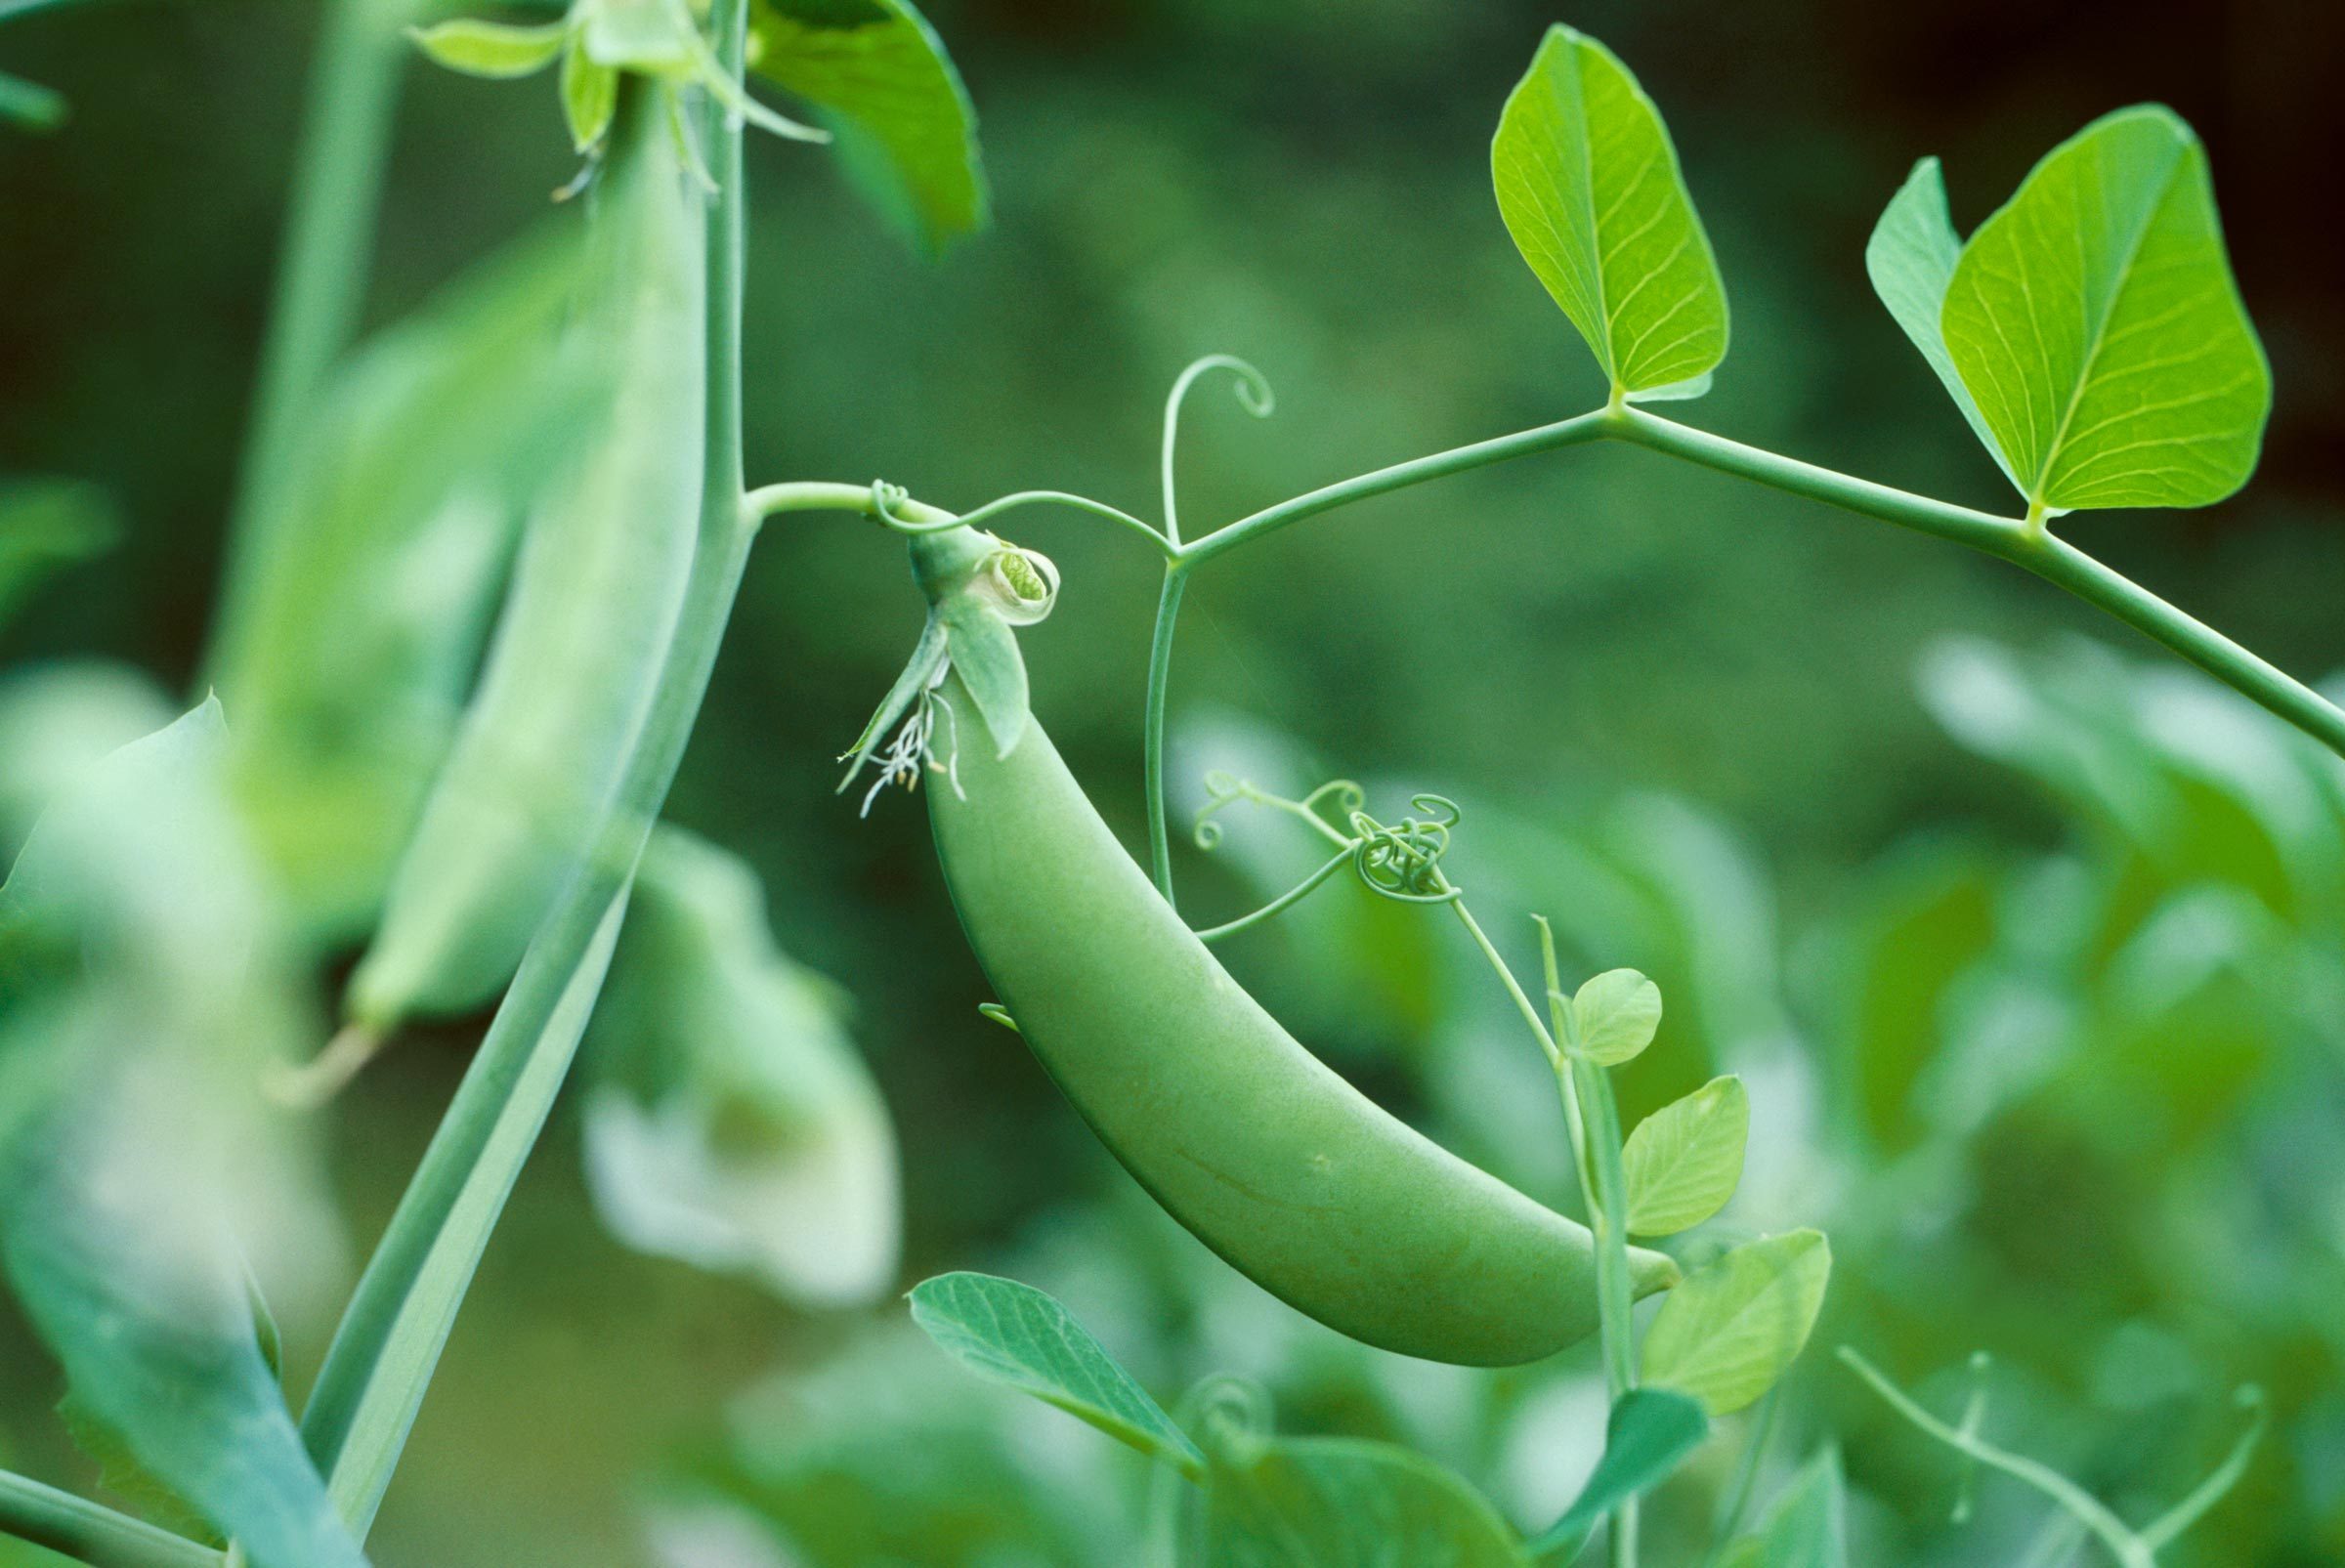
[1348,794,1462,903]
[1188,776,1460,944]
[1162,354,1276,545]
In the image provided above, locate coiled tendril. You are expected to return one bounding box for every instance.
[1162,355,1276,544]
[1187,775,1461,944]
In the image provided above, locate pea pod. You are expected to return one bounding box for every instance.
[906,530,1678,1367]
[344,79,704,1034]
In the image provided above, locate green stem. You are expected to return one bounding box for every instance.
[0,1468,221,1568]
[1143,563,1191,904]
[1606,406,2022,554]
[1122,402,2345,891]
[1536,920,1640,1568]
[1192,844,1354,944]
[1611,408,2345,759]
[1177,409,1611,568]
[1706,1383,1781,1560]
[206,0,415,689]
[299,1,759,1534]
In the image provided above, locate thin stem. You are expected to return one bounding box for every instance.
[0,1468,222,1568]
[2137,1390,2267,1552]
[742,480,953,530]
[1176,409,1610,567]
[1708,1383,1782,1556]
[206,0,415,689]
[1445,895,1560,1069]
[1608,407,2025,554]
[1840,1349,2153,1568]
[301,3,760,1534]
[921,489,1172,556]
[1538,919,1640,1568]
[1192,845,1354,944]
[1612,408,2345,759]
[1143,564,1191,904]
[2015,536,2345,759]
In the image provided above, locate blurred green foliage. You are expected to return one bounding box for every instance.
[2,1,2342,1565]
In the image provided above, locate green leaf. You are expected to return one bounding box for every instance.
[581,826,900,1307]
[1571,966,1663,1066]
[1492,24,1728,401]
[1622,1074,1748,1236]
[1204,1436,1531,1568]
[1942,106,2270,513]
[1642,1230,1831,1415]
[908,1272,1205,1475]
[1717,1447,1847,1568]
[0,703,367,1568]
[406,18,569,79]
[939,599,1029,760]
[750,0,987,253]
[0,67,66,132]
[0,480,116,632]
[1865,158,2019,490]
[561,26,619,152]
[1528,1388,1709,1565]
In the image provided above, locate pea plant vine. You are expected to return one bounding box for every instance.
[0,3,2316,1566]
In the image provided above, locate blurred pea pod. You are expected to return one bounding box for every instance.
[204,225,588,941]
[580,826,902,1307]
[340,78,705,1039]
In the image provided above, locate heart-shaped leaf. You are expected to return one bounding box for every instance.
[1493,25,1727,402]
[1865,158,2019,491]
[1942,106,2269,514]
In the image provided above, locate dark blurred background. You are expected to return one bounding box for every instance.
[3,2,2342,1564]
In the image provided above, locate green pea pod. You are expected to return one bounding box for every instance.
[581,825,901,1306]
[207,226,588,940]
[908,531,1677,1366]
[345,79,704,1033]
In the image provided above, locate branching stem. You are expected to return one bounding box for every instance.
[0,1469,221,1568]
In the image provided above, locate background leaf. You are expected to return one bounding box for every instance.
[908,1272,1205,1474]
[750,0,987,253]
[1641,1230,1831,1415]
[1715,1447,1847,1568]
[1864,158,2019,490]
[1622,1074,1748,1236]
[1941,106,2270,513]
[0,702,364,1568]
[0,480,115,633]
[1492,24,1727,400]
[1203,1436,1530,1568]
[581,825,901,1307]
[0,67,66,132]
